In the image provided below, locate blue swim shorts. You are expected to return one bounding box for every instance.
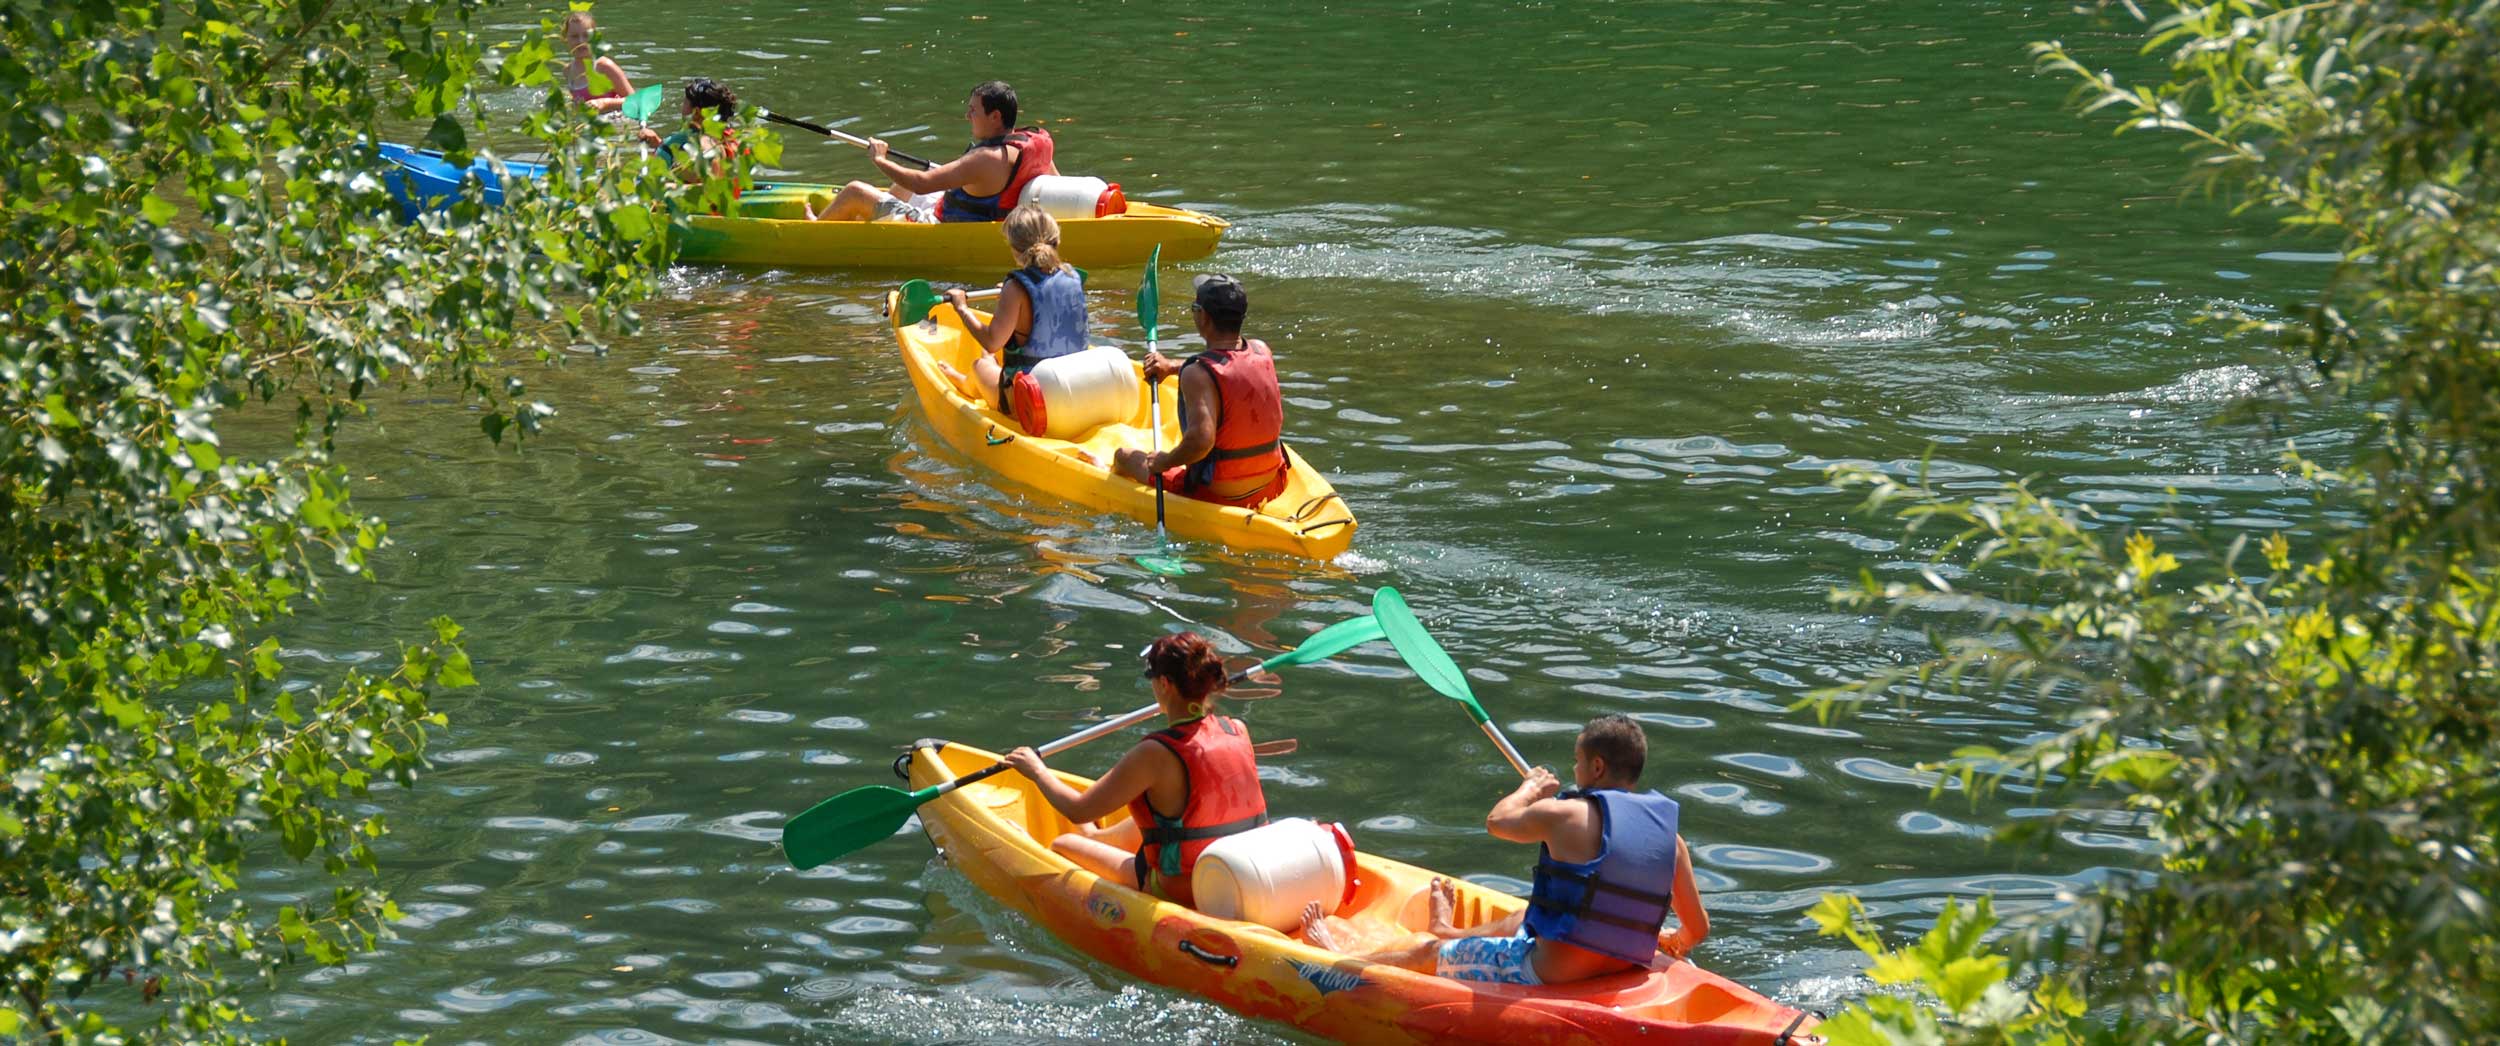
[1434,932,1542,986]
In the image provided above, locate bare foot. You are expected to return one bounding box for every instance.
[1297,901,1343,951]
[936,363,976,398]
[1426,877,1461,937]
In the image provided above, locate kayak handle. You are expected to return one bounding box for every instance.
[1284,491,1343,523]
[1299,518,1353,537]
[1177,939,1240,968]
[985,425,1014,446]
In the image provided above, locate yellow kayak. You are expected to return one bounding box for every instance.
[905,740,1824,1046]
[888,292,1357,562]
[681,185,1228,269]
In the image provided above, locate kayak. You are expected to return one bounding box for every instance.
[903,740,1825,1046]
[375,143,1227,269]
[888,292,1356,562]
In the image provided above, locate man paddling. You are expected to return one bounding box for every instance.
[811,80,1057,223]
[1112,275,1292,509]
[1297,715,1709,986]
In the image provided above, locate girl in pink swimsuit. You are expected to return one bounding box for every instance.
[561,11,635,114]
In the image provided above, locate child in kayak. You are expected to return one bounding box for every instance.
[1296,715,1710,986]
[1004,633,1270,909]
[936,205,1089,418]
[636,78,742,185]
[560,11,635,114]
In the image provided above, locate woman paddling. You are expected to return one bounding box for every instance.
[1005,632,1270,908]
[560,11,635,114]
[936,204,1089,419]
[637,78,744,186]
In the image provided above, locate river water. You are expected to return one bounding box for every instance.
[256,1,2328,1041]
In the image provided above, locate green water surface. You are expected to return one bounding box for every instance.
[249,1,2330,1041]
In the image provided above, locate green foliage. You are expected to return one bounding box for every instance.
[1811,1,2499,1042]
[0,0,763,1039]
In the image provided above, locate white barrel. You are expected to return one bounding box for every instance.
[1015,345,1141,438]
[1191,818,1356,932]
[1022,175,1127,219]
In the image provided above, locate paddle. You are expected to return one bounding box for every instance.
[755,109,938,170]
[892,271,1088,326]
[780,613,1389,869]
[1132,246,1192,577]
[894,280,1000,326]
[1373,586,1532,777]
[619,83,667,125]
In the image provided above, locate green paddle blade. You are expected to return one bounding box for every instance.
[895,279,943,325]
[1259,614,1385,672]
[620,83,666,124]
[1136,554,1191,576]
[1137,244,1161,344]
[782,781,935,870]
[1373,587,1489,722]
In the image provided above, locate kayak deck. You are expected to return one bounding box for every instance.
[907,741,1821,1045]
[889,293,1356,562]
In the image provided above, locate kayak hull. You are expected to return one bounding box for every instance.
[906,742,1822,1046]
[376,143,1226,269]
[889,292,1356,562]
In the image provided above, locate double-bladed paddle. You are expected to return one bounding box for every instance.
[1373,586,1532,777]
[780,613,1389,870]
[1133,246,1191,577]
[755,109,938,170]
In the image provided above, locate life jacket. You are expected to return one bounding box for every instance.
[1176,339,1289,506]
[1129,715,1268,907]
[1000,265,1088,369]
[1521,788,1683,967]
[937,126,1058,223]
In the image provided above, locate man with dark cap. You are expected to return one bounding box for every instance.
[1113,274,1291,508]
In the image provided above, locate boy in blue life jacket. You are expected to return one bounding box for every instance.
[1297,715,1709,986]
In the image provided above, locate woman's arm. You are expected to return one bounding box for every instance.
[1007,740,1169,825]
[951,279,1028,356]
[586,57,634,111]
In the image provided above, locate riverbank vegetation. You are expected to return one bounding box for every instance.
[0,1,747,1038]
[1812,2,2498,1042]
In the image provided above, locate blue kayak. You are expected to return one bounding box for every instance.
[377,142,544,221]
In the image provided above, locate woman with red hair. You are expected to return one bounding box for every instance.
[1006,632,1270,907]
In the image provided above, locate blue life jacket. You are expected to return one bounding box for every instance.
[1521,788,1682,966]
[1001,265,1088,369]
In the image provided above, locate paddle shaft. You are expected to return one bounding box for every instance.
[911,651,1331,799]
[758,110,937,170]
[1150,380,1170,539]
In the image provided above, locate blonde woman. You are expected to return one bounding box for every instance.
[1006,633,1269,909]
[938,204,1089,413]
[560,11,635,114]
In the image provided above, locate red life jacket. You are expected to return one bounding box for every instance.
[1175,339,1289,506]
[937,126,1059,222]
[1129,715,1268,907]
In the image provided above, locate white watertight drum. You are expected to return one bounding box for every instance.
[1191,818,1360,932]
[1022,175,1128,219]
[1014,345,1141,439]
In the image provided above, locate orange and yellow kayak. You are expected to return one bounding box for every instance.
[906,740,1824,1045]
[888,292,1357,561]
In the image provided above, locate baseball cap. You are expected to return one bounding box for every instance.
[1191,273,1248,323]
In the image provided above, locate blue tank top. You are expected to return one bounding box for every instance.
[1002,265,1087,367]
[939,137,1013,223]
[1521,788,1682,966]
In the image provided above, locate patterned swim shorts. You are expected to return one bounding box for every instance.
[1434,932,1543,986]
